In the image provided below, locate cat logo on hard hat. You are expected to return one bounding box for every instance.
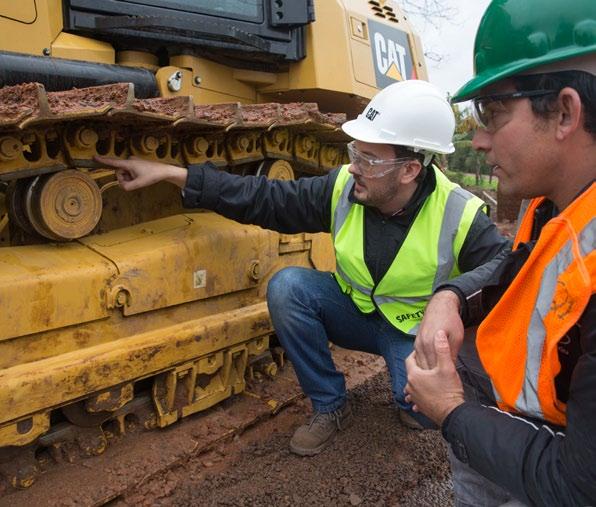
[365,108,380,121]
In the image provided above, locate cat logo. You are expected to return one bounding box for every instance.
[365,107,380,121]
[374,32,408,80]
[369,19,416,89]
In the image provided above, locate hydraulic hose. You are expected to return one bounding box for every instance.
[0,51,159,98]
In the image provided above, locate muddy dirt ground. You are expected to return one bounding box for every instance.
[116,372,452,507]
[3,349,453,507]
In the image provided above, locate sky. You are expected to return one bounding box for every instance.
[406,0,491,99]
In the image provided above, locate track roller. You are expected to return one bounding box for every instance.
[23,170,102,240]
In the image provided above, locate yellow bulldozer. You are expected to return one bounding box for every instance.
[0,0,427,489]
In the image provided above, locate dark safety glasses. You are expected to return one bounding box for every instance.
[472,89,558,132]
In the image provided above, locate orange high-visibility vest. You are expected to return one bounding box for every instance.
[477,183,595,426]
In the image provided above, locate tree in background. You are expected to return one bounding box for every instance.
[399,0,457,27]
[399,0,458,64]
[446,102,493,187]
[396,1,494,189]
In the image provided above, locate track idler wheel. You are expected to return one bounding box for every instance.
[25,170,102,240]
[256,159,295,180]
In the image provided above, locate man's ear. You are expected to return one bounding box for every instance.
[555,87,583,141]
[399,160,422,184]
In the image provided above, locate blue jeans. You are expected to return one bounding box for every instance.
[267,267,426,422]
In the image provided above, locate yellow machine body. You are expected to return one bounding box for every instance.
[0,0,427,488]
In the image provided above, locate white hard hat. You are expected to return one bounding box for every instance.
[342,80,455,155]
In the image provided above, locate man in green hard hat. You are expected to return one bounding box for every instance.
[405,0,595,505]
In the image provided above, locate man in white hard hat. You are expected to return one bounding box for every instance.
[96,80,508,456]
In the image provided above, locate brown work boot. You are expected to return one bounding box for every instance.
[289,402,353,456]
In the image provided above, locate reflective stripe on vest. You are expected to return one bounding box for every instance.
[330,164,486,334]
[477,183,595,426]
[432,186,476,291]
[334,181,447,303]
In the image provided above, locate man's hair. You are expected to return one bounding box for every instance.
[512,70,596,137]
[393,145,429,182]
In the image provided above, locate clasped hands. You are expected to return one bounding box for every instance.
[405,290,466,426]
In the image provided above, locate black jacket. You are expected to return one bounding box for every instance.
[182,163,509,286]
[442,196,596,506]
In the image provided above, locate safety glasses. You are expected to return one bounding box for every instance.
[471,89,558,132]
[347,141,412,179]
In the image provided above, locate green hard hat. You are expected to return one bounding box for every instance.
[452,0,596,102]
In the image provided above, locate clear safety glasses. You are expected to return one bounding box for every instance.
[346,141,412,179]
[471,89,558,132]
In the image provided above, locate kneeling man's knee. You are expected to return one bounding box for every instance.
[267,267,307,309]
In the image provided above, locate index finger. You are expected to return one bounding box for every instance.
[94,155,129,168]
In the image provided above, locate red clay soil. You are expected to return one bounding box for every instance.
[268,103,345,128]
[279,103,317,123]
[46,84,131,115]
[0,83,44,125]
[0,83,347,134]
[131,96,193,118]
[191,104,242,126]
[240,103,282,126]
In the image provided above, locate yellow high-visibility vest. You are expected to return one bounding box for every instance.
[331,164,485,334]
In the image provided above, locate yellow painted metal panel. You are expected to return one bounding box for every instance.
[0,413,50,447]
[117,50,159,71]
[81,213,279,316]
[0,285,261,370]
[156,63,257,104]
[0,302,272,425]
[51,33,115,64]
[0,243,116,341]
[287,0,354,93]
[0,1,37,23]
[350,36,377,88]
[232,69,278,86]
[0,0,63,57]
[192,88,255,106]
[168,55,257,103]
[264,0,426,100]
[260,0,380,107]
[409,33,429,82]
[308,232,336,272]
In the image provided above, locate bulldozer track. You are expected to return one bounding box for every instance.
[0,82,348,182]
[0,82,349,243]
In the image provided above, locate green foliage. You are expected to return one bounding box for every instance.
[445,170,497,190]
[444,170,465,186]
[446,103,493,186]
